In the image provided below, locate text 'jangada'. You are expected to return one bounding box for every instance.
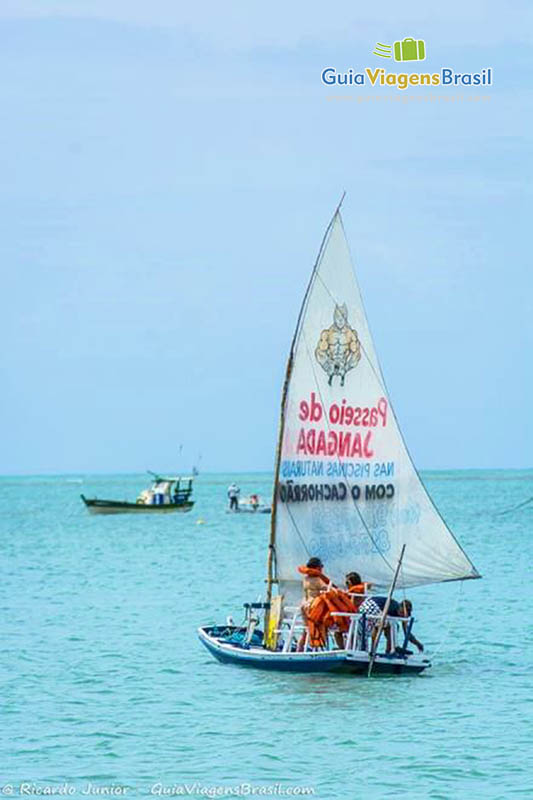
[321,67,493,91]
[295,393,388,459]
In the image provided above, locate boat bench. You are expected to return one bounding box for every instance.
[276,607,415,653]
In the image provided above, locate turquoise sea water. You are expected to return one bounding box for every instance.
[1,471,532,799]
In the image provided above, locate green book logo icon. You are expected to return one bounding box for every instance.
[393,38,426,62]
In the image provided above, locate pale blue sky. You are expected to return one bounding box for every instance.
[0,2,531,473]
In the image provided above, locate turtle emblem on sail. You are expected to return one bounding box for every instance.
[315,303,361,386]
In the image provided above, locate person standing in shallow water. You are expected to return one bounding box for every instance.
[227,482,240,511]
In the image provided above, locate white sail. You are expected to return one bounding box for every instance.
[271,210,479,600]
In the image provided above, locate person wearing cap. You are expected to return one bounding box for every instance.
[227,482,240,511]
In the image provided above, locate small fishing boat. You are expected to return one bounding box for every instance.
[199,198,480,676]
[81,472,194,514]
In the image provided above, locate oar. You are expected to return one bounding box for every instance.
[367,544,406,678]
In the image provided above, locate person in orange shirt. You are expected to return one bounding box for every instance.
[329,571,372,648]
[345,571,372,610]
[297,563,373,651]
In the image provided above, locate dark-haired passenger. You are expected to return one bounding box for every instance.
[297,557,330,650]
[345,571,372,611]
[358,596,424,655]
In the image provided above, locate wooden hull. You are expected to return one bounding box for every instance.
[198,626,431,675]
[81,495,194,515]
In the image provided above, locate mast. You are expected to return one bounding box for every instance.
[265,194,346,611]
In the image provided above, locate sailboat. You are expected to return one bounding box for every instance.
[198,199,480,676]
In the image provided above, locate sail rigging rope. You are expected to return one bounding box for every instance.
[284,501,312,558]
[494,495,533,517]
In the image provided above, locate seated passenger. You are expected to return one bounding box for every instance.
[345,571,372,610]
[298,563,361,651]
[320,571,372,649]
[358,596,424,655]
[298,557,330,604]
[297,557,330,649]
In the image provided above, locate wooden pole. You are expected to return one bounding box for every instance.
[367,544,406,677]
[265,352,293,614]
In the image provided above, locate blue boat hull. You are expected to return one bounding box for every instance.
[198,626,430,675]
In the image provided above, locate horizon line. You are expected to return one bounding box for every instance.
[0,466,532,479]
